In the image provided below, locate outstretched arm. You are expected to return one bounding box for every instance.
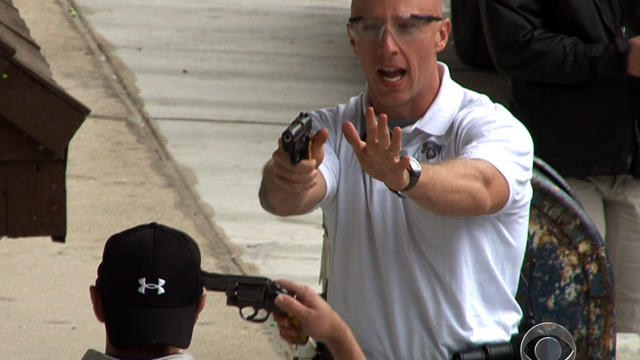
[401,158,509,216]
[342,107,509,216]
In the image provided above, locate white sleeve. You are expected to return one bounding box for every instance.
[457,103,534,213]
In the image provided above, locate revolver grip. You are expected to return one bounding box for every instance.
[289,314,309,344]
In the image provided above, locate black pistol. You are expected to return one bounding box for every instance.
[281,112,313,164]
[200,270,290,322]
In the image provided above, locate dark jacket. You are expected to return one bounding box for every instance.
[480,0,640,177]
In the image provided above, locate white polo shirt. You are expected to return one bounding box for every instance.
[312,63,533,359]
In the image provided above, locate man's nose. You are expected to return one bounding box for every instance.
[378,25,401,53]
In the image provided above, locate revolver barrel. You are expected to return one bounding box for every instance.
[201,270,289,322]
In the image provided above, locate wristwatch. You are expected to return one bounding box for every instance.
[388,156,422,197]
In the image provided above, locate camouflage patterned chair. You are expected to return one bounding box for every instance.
[516,158,616,359]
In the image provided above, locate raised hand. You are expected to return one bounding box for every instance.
[341,106,410,191]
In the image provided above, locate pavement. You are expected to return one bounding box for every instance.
[1,0,639,359]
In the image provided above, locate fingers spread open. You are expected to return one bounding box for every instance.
[342,121,365,154]
[364,106,379,149]
[377,113,391,149]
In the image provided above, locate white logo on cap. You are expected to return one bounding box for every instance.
[138,277,166,295]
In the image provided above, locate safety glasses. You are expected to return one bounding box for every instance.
[348,14,443,43]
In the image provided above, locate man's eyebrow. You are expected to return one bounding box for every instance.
[348,14,443,22]
[410,14,443,21]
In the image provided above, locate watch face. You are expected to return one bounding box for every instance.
[409,156,422,172]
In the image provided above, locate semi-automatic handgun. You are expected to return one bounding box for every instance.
[281,112,313,164]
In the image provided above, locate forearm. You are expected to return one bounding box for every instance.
[259,160,326,216]
[323,321,367,360]
[403,159,509,217]
[274,279,367,359]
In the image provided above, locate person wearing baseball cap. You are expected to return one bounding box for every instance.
[82,222,206,360]
[82,222,366,360]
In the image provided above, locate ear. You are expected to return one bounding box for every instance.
[195,292,207,322]
[90,285,106,323]
[435,18,451,52]
[347,24,359,55]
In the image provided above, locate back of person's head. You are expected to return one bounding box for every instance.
[92,222,204,353]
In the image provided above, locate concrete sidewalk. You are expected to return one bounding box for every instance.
[0,0,288,359]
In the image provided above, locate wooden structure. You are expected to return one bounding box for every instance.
[0,0,90,241]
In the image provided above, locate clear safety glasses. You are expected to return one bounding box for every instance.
[348,14,443,43]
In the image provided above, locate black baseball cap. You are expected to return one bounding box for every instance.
[95,222,203,349]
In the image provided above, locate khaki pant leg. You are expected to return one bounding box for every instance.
[566,176,640,333]
[604,175,640,334]
[565,177,606,237]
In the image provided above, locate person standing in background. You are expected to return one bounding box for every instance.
[480,0,640,334]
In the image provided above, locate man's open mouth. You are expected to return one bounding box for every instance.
[378,68,406,82]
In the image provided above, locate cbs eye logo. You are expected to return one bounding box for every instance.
[520,322,576,360]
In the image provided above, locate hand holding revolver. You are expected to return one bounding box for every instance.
[274,279,366,360]
[200,270,287,322]
[200,271,309,345]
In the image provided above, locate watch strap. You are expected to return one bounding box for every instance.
[401,168,420,192]
[387,168,414,198]
[387,156,421,197]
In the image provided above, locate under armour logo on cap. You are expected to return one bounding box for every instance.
[138,277,166,295]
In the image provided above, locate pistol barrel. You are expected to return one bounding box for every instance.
[282,112,313,164]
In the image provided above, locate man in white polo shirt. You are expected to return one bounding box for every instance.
[259,0,533,358]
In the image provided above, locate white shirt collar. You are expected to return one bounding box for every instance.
[415,62,463,136]
[361,62,463,136]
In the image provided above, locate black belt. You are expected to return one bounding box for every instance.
[451,338,521,360]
